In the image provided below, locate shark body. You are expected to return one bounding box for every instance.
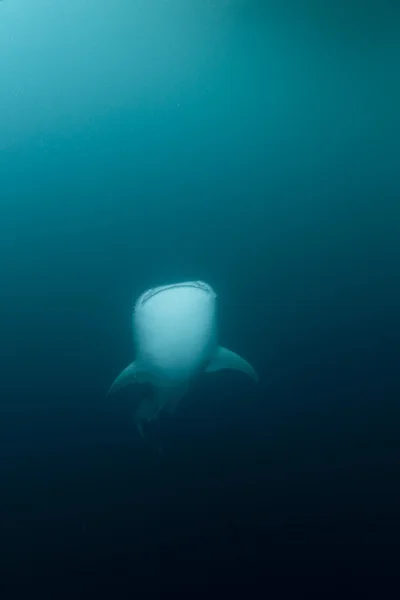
[108,281,258,436]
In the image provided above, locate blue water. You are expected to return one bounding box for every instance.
[1,0,399,591]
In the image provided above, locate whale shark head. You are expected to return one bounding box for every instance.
[133,280,218,385]
[108,280,258,439]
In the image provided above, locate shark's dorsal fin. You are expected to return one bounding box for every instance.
[205,346,259,383]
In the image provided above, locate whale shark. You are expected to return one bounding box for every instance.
[108,280,258,437]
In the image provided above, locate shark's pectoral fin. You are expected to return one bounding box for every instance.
[205,346,259,383]
[108,361,148,395]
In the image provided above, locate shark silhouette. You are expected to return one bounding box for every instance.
[108,281,258,437]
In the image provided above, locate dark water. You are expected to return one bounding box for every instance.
[1,0,399,593]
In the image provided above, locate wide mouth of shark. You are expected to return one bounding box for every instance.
[139,281,213,307]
